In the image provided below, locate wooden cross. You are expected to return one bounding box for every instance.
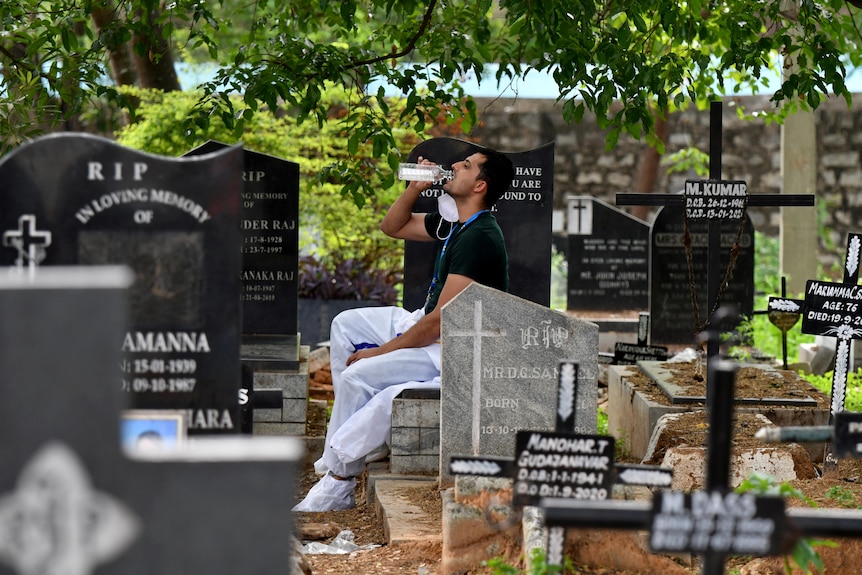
[616,101,814,405]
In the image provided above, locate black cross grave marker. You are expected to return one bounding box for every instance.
[616,101,814,407]
[539,318,862,575]
[800,232,862,477]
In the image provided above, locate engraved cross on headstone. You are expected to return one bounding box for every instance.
[566,196,592,234]
[448,299,506,454]
[2,214,51,273]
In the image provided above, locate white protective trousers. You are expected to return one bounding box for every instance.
[320,306,441,477]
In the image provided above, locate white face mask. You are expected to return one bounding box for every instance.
[438,193,459,223]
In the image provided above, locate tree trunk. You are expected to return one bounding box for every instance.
[90,2,139,88]
[631,112,668,222]
[131,5,181,91]
[90,1,180,92]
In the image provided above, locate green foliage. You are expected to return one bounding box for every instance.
[804,370,862,411]
[4,0,862,202]
[662,146,710,177]
[114,86,418,294]
[727,232,815,363]
[483,547,571,575]
[736,472,837,575]
[825,485,859,508]
[596,406,608,435]
[0,0,219,151]
[550,246,568,311]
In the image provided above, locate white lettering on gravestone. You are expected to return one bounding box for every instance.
[121,331,212,353]
[73,189,212,225]
[87,161,148,181]
[520,320,569,350]
[188,408,235,430]
[0,442,140,575]
[2,215,51,273]
[243,171,265,182]
[448,299,506,454]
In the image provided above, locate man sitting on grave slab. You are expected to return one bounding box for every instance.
[293,147,514,512]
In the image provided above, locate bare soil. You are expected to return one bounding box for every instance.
[294,361,862,575]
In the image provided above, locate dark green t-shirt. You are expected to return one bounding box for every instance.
[422,210,508,313]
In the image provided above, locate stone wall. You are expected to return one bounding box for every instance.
[467,94,862,271]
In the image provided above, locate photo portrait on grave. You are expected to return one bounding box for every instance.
[293,146,514,512]
[121,409,187,454]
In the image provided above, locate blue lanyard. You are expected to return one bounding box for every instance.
[426,210,487,305]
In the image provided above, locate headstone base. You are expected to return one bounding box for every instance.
[247,345,310,435]
[391,388,440,475]
[640,412,818,490]
[442,477,521,575]
[242,334,301,370]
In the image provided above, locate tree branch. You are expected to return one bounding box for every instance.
[348,0,438,69]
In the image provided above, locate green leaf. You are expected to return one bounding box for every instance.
[347,132,360,156]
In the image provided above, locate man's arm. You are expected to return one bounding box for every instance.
[380,158,436,242]
[346,274,473,365]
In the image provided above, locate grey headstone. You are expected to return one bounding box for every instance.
[0,267,302,575]
[440,283,599,481]
[0,133,243,435]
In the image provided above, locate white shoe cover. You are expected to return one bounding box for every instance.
[292,473,356,512]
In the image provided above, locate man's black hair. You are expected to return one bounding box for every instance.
[476,148,515,208]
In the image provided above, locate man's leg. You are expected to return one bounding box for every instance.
[328,306,411,387]
[296,348,438,512]
[326,378,441,475]
[325,306,430,455]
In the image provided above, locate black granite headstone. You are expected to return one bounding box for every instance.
[185,141,301,369]
[649,202,754,346]
[0,133,243,435]
[566,196,649,311]
[402,138,554,310]
[0,267,302,575]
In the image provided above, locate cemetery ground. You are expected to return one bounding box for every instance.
[296,358,862,575]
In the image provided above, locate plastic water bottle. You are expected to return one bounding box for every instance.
[397,163,453,182]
